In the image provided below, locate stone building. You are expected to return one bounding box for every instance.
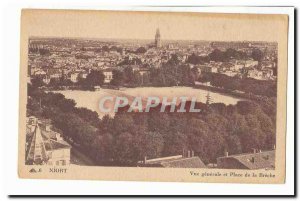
[25,116,71,166]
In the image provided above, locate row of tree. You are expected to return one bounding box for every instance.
[187,48,264,64]
[31,66,276,98]
[199,72,277,97]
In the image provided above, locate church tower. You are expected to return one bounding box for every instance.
[155,28,161,48]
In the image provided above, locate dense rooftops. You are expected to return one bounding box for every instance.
[217,150,275,170]
[138,154,206,168]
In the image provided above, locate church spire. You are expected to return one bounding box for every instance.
[155,28,161,48]
[156,28,160,37]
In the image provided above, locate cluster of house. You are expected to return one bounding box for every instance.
[190,59,276,80]
[25,116,71,166]
[28,49,276,88]
[138,148,275,170]
[28,51,160,86]
[28,32,277,87]
[28,53,114,85]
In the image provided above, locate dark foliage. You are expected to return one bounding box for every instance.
[28,82,276,166]
[199,72,277,97]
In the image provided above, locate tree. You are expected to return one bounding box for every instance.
[75,107,99,126]
[57,98,76,112]
[140,131,164,159]
[135,47,147,54]
[209,49,225,62]
[236,101,260,115]
[110,46,122,53]
[123,66,135,85]
[190,66,201,82]
[84,70,105,87]
[92,133,114,164]
[166,54,180,66]
[111,69,124,86]
[210,103,227,115]
[114,132,136,165]
[49,78,60,87]
[27,96,43,117]
[111,113,135,136]
[147,112,170,133]
[102,45,109,52]
[52,113,96,145]
[199,72,277,97]
[251,48,264,61]
[224,48,247,60]
[31,77,44,88]
[256,111,275,149]
[39,48,50,56]
[99,114,114,133]
[179,65,193,85]
[186,118,211,163]
[60,76,73,86]
[163,130,187,156]
[237,114,267,151]
[187,53,210,64]
[226,135,242,155]
[141,73,150,86]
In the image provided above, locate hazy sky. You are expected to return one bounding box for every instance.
[22,9,287,42]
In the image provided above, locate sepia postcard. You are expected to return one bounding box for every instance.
[19,9,288,183]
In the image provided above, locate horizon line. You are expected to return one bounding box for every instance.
[28,36,278,44]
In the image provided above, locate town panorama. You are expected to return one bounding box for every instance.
[26,28,278,170]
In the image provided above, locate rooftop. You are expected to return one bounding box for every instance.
[218,150,275,170]
[44,139,71,151]
[139,155,206,168]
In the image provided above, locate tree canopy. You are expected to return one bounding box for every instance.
[27,84,276,166]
